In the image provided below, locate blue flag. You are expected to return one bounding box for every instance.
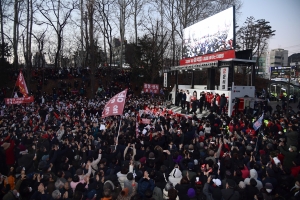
[253,113,264,131]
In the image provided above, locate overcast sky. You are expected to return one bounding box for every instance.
[238,0,300,55]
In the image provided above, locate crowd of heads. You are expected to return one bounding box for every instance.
[0,68,300,200]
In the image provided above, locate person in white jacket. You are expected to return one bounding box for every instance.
[168,167,182,186]
[56,125,65,142]
[163,181,179,200]
[244,169,263,190]
[90,149,102,175]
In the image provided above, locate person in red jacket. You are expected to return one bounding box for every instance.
[2,135,15,172]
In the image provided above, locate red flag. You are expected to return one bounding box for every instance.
[102,89,128,118]
[53,111,59,119]
[16,71,29,97]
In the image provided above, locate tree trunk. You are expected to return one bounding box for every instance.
[13,0,19,69]
[88,0,95,97]
[0,0,5,62]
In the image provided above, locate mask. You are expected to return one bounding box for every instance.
[16,192,20,197]
[266,189,272,193]
[295,184,300,189]
[289,148,292,151]
[28,187,32,192]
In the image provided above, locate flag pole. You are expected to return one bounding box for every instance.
[116,116,122,143]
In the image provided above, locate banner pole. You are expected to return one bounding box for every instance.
[116,117,122,143]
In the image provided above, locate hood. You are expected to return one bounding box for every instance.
[169,168,182,179]
[250,169,258,179]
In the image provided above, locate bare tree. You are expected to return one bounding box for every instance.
[36,0,76,69]
[236,16,275,74]
[87,0,96,96]
[115,0,132,68]
[131,0,145,45]
[95,0,114,68]
[0,0,13,64]
[12,0,20,68]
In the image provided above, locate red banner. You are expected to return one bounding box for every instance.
[5,96,34,105]
[102,89,128,118]
[16,71,29,97]
[179,49,235,66]
[143,83,159,94]
[141,118,151,124]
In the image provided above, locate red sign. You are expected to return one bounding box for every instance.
[179,50,235,66]
[16,71,29,97]
[141,118,151,124]
[5,96,34,105]
[102,89,128,118]
[143,83,159,94]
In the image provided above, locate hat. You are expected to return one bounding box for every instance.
[265,183,273,189]
[127,172,133,180]
[246,145,253,151]
[194,159,199,166]
[212,179,221,187]
[52,190,61,199]
[140,157,146,164]
[187,188,196,198]
[267,143,273,149]
[225,170,232,177]
[259,150,266,155]
[149,152,155,159]
[169,168,182,179]
[74,155,81,161]
[226,179,236,188]
[185,161,193,170]
[291,146,297,152]
[38,161,47,170]
[76,168,84,176]
[238,181,246,189]
[42,155,49,161]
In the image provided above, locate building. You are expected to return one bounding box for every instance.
[252,52,268,78]
[269,48,288,67]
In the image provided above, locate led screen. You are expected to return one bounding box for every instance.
[182,7,234,59]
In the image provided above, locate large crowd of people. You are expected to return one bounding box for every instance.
[0,68,300,200]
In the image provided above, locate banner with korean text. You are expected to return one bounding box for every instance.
[219,67,229,90]
[163,73,167,87]
[179,49,235,66]
[5,96,34,105]
[102,89,128,118]
[143,83,159,94]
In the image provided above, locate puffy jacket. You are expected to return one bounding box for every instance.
[244,169,263,190]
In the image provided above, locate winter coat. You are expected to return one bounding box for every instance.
[278,146,298,168]
[285,130,298,147]
[168,168,182,186]
[221,188,239,200]
[117,172,128,189]
[243,169,263,190]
